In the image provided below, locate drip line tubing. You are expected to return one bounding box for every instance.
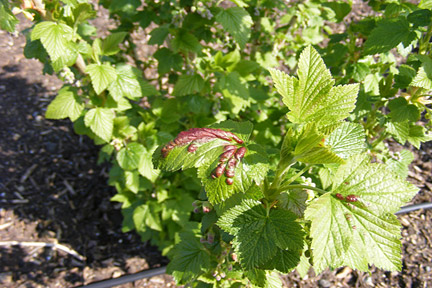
[75,266,166,288]
[395,202,432,215]
[77,202,432,288]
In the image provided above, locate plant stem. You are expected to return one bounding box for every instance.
[283,164,311,186]
[278,184,328,196]
[370,131,388,149]
[420,23,432,54]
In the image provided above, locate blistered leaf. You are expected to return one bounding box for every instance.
[154,121,268,204]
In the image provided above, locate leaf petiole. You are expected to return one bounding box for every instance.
[278,184,328,196]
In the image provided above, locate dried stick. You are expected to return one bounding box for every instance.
[0,240,86,261]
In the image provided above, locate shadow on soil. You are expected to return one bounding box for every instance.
[0,68,168,287]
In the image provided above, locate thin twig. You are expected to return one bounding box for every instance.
[20,164,38,183]
[0,222,13,230]
[0,241,86,261]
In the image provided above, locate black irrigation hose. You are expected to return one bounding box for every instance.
[395,202,432,215]
[77,202,432,288]
[76,266,167,288]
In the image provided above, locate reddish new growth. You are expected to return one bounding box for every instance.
[161,128,244,158]
[212,145,247,185]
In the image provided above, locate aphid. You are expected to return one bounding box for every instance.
[226,178,234,185]
[346,194,358,202]
[335,193,344,200]
[352,225,357,230]
[345,213,352,221]
[234,146,247,160]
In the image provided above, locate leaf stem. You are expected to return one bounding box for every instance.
[420,23,432,55]
[283,164,312,186]
[278,184,328,196]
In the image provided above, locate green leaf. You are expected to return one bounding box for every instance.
[31,21,76,64]
[388,97,420,122]
[364,17,410,55]
[173,74,205,96]
[124,170,139,193]
[420,0,432,9]
[154,48,183,74]
[109,0,140,13]
[102,32,127,56]
[406,124,432,149]
[394,65,416,89]
[148,25,169,45]
[325,122,366,159]
[305,154,418,273]
[276,189,308,217]
[386,150,414,179]
[386,120,410,144]
[168,228,211,283]
[117,142,146,171]
[217,199,304,270]
[133,202,162,232]
[262,249,302,273]
[284,124,346,165]
[269,46,358,128]
[46,86,84,121]
[411,67,432,90]
[322,1,351,23]
[84,107,114,142]
[332,154,418,214]
[304,194,352,272]
[72,3,96,24]
[86,63,117,95]
[216,7,253,48]
[218,72,250,114]
[0,0,19,32]
[219,72,249,100]
[198,143,269,204]
[411,58,432,90]
[108,64,142,101]
[138,149,160,182]
[171,28,202,53]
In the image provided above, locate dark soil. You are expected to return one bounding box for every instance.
[1,13,431,288]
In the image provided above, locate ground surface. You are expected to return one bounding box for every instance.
[1,12,431,288]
